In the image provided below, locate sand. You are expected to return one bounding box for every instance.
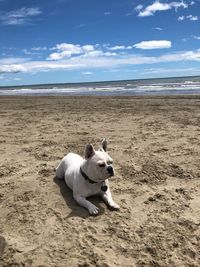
[0,95,200,267]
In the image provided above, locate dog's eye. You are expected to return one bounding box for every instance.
[107,160,113,165]
[98,163,106,167]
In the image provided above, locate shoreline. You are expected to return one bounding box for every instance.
[1,92,200,97]
[1,94,200,98]
[1,75,200,97]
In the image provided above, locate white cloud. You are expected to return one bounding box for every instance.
[193,35,200,40]
[189,16,198,20]
[0,57,29,64]
[22,47,47,56]
[178,14,199,21]
[48,43,96,60]
[108,45,132,51]
[75,23,86,28]
[104,12,111,16]
[183,50,200,60]
[134,40,171,49]
[109,46,125,51]
[82,45,95,52]
[22,49,41,55]
[182,37,188,42]
[0,61,85,74]
[48,44,81,60]
[186,14,198,20]
[1,7,42,25]
[135,5,143,12]
[137,1,188,17]
[178,16,184,20]
[142,67,200,75]
[82,71,92,75]
[47,52,63,61]
[1,43,200,74]
[104,52,117,56]
[53,43,81,52]
[0,64,27,73]
[31,46,47,51]
[81,50,103,57]
[152,27,163,31]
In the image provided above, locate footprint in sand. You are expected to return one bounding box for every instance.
[0,235,6,256]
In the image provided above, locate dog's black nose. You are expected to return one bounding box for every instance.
[107,166,114,176]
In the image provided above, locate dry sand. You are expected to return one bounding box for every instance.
[0,96,200,267]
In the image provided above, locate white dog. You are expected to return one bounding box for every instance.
[56,139,120,215]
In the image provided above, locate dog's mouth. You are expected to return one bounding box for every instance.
[104,172,114,180]
[97,171,114,182]
[99,176,111,182]
[109,172,114,177]
[107,171,114,178]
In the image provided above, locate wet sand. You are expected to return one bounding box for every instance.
[0,96,200,267]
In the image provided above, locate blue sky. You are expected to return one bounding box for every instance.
[0,0,200,86]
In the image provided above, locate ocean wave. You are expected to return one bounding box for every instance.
[1,77,200,96]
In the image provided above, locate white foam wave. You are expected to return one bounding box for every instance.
[1,80,200,95]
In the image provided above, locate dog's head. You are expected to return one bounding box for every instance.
[83,139,114,182]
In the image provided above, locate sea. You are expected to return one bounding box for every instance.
[1,76,200,96]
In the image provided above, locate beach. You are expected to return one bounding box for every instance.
[0,95,200,267]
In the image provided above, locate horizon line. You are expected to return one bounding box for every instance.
[0,74,200,89]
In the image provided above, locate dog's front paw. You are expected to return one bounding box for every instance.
[88,205,99,215]
[109,202,120,210]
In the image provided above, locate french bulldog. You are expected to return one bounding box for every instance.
[56,139,120,215]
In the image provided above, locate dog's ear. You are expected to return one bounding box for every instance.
[85,144,95,159]
[101,138,107,152]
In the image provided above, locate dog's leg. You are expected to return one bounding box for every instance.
[73,195,99,215]
[101,188,120,210]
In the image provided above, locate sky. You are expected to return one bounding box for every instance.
[0,0,200,86]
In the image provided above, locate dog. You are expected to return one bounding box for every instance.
[56,139,120,215]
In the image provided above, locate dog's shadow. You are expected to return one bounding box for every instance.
[53,176,106,218]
